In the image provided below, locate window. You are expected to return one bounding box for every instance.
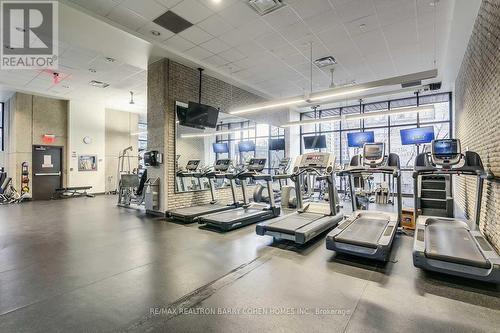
[138,123,147,169]
[300,92,452,195]
[215,121,285,173]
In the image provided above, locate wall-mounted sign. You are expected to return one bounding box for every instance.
[78,155,98,171]
[42,134,56,144]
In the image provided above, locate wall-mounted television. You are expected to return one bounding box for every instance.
[182,101,219,129]
[213,143,229,153]
[269,138,285,151]
[303,135,327,149]
[400,126,435,145]
[238,141,256,152]
[347,131,375,148]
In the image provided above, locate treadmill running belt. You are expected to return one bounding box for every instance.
[203,208,264,223]
[425,220,489,268]
[170,204,229,217]
[266,213,323,232]
[335,217,388,249]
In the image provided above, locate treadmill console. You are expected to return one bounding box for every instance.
[214,159,231,171]
[363,143,385,167]
[247,158,267,172]
[294,153,335,173]
[185,160,200,171]
[431,139,461,167]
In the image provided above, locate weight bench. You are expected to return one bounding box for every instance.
[52,186,94,199]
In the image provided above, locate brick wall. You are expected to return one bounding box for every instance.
[147,59,284,212]
[455,0,500,251]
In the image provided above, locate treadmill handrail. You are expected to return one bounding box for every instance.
[340,166,399,176]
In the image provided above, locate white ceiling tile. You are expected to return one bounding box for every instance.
[121,0,167,21]
[184,46,214,60]
[373,0,415,27]
[291,35,330,60]
[137,22,175,41]
[197,0,237,12]
[171,0,214,24]
[107,6,149,31]
[203,54,229,67]
[281,53,308,67]
[351,29,389,56]
[235,41,267,58]
[344,14,380,37]
[218,1,258,28]
[290,0,333,21]
[317,24,353,51]
[200,38,231,53]
[68,0,119,16]
[332,0,375,23]
[163,35,196,51]
[59,47,99,69]
[219,29,249,47]
[277,21,313,43]
[382,19,417,48]
[263,6,300,29]
[255,32,288,50]
[179,25,214,44]
[155,0,183,8]
[268,43,299,59]
[197,14,233,37]
[218,48,246,62]
[237,18,273,40]
[303,10,341,34]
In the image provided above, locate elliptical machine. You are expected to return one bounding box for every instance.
[253,157,296,208]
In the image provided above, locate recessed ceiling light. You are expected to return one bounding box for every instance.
[151,30,161,36]
[359,23,367,31]
[429,0,439,6]
[104,57,115,63]
[89,68,96,73]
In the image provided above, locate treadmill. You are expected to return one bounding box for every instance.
[199,158,280,232]
[166,159,240,223]
[256,152,343,244]
[412,139,500,282]
[326,143,402,261]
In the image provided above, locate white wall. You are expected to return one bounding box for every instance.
[68,101,106,193]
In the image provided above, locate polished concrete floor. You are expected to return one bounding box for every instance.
[0,196,499,333]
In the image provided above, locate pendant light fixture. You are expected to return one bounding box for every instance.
[129,91,135,105]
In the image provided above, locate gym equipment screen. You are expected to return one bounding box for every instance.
[347,131,375,148]
[400,126,435,145]
[238,141,256,152]
[303,135,327,149]
[269,138,285,151]
[213,143,229,153]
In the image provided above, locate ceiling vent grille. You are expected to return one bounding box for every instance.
[247,0,285,16]
[153,11,193,34]
[314,56,337,68]
[89,80,109,88]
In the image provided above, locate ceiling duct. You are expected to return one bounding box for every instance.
[247,0,285,16]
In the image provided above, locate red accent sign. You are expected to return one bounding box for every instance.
[42,134,56,144]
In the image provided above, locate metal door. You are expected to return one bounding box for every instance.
[32,146,62,200]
